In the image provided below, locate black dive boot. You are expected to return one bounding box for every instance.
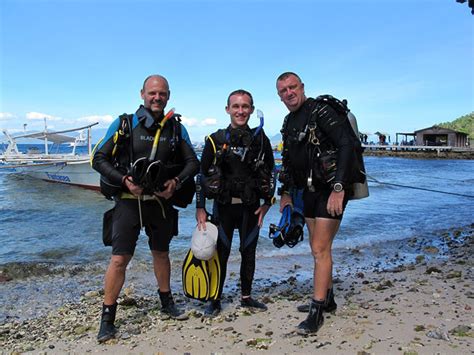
[297,299,324,335]
[97,303,117,343]
[324,287,337,312]
[204,299,222,317]
[297,288,337,313]
[159,290,184,318]
[240,297,268,311]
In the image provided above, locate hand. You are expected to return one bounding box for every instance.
[123,176,143,197]
[196,208,207,231]
[254,204,270,228]
[154,179,177,200]
[279,193,292,213]
[327,190,345,217]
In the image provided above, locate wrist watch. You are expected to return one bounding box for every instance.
[333,182,344,193]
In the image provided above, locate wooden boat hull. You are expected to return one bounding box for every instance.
[4,159,100,190]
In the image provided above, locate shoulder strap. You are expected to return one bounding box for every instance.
[169,114,182,152]
[213,129,228,144]
[280,113,291,139]
[112,113,133,157]
[118,113,134,162]
[119,113,133,136]
[207,129,229,165]
[306,97,320,129]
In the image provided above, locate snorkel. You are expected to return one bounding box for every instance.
[255,109,264,137]
[241,109,265,162]
[149,108,175,160]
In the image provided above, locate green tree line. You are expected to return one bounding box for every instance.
[438,112,474,137]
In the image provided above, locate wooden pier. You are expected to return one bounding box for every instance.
[362,145,474,159]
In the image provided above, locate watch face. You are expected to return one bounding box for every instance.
[334,183,343,192]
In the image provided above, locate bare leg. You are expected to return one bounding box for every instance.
[151,250,171,292]
[104,254,132,305]
[305,217,340,301]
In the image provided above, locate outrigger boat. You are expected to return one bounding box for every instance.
[0,122,100,190]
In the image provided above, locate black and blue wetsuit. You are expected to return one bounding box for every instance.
[93,105,199,255]
[196,125,275,298]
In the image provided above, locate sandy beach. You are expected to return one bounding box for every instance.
[1,224,473,354]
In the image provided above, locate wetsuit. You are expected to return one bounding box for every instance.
[280,98,359,220]
[196,125,275,297]
[93,105,199,255]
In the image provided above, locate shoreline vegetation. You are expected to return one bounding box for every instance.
[1,224,472,354]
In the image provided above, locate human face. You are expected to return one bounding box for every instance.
[276,75,306,112]
[226,93,254,128]
[141,76,170,117]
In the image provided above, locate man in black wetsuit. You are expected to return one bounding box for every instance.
[93,74,199,342]
[195,89,275,316]
[276,72,360,334]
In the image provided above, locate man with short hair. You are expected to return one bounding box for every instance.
[195,89,275,316]
[276,72,360,334]
[93,74,199,342]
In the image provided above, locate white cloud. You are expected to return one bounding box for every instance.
[0,112,15,120]
[180,115,217,127]
[201,118,217,126]
[180,116,198,127]
[76,114,114,126]
[21,113,114,129]
[26,112,62,121]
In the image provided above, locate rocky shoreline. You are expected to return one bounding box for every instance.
[363,149,474,160]
[1,224,472,354]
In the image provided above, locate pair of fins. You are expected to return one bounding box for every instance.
[182,249,220,301]
[268,188,305,248]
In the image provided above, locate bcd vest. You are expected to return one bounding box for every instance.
[202,126,273,205]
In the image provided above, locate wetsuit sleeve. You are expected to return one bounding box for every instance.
[92,117,126,186]
[195,136,214,209]
[316,103,357,186]
[175,124,199,184]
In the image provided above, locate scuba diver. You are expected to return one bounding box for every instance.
[276,72,366,335]
[193,89,275,317]
[92,74,199,342]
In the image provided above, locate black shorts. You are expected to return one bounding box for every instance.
[111,199,178,255]
[303,187,349,220]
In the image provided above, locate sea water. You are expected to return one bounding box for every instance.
[1,151,473,322]
[0,153,473,267]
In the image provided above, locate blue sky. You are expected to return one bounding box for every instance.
[1,0,473,142]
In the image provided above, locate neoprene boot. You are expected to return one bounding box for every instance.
[324,287,337,312]
[297,288,337,313]
[240,297,268,310]
[97,303,117,343]
[297,299,324,335]
[204,299,222,317]
[159,290,184,318]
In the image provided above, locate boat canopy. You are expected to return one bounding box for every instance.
[7,123,98,144]
[20,132,76,144]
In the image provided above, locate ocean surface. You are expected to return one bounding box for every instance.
[1,144,474,322]
[1,146,473,268]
